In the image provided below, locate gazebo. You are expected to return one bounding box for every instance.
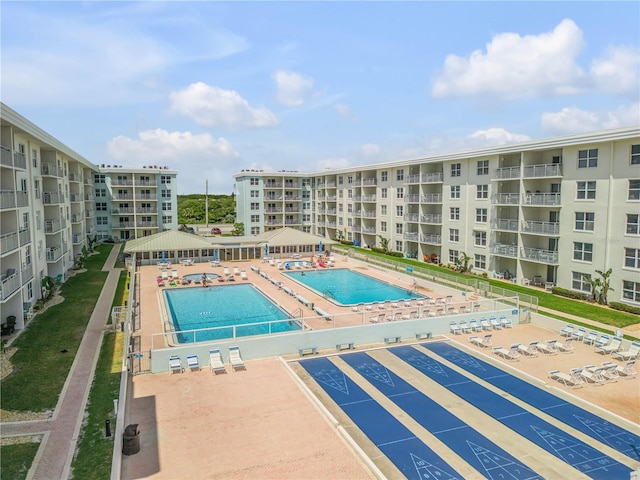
[123,230,222,266]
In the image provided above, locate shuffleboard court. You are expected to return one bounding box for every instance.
[340,352,543,479]
[299,356,463,479]
[389,345,633,479]
[423,341,640,461]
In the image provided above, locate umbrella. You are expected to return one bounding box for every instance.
[161,251,166,262]
[265,243,269,257]
[213,249,219,261]
[319,241,323,253]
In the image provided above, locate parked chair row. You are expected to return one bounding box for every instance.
[168,347,246,375]
[548,361,636,388]
[168,354,202,374]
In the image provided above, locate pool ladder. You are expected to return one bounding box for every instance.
[323,288,336,300]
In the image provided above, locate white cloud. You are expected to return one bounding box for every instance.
[335,104,358,121]
[432,19,587,100]
[316,157,352,170]
[467,128,531,145]
[359,144,380,156]
[589,46,640,96]
[169,82,279,129]
[273,70,315,106]
[541,103,640,134]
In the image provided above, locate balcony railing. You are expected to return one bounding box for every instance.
[265,182,283,188]
[69,173,83,182]
[521,221,560,235]
[405,194,421,203]
[523,192,561,206]
[41,163,62,177]
[490,243,518,258]
[45,218,67,233]
[405,174,421,184]
[112,179,134,186]
[0,145,13,167]
[43,191,64,204]
[422,193,442,203]
[422,172,444,183]
[355,211,376,218]
[46,245,63,262]
[21,264,34,285]
[70,193,83,202]
[0,231,19,255]
[362,178,377,186]
[0,269,20,301]
[84,193,94,201]
[404,213,420,222]
[421,233,442,245]
[421,214,442,224]
[523,163,562,178]
[404,232,420,241]
[492,218,519,231]
[521,247,559,264]
[492,166,521,180]
[491,193,520,205]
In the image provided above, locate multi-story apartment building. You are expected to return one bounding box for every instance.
[1,103,177,329]
[234,127,640,306]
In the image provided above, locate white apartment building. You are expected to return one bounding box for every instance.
[1,103,177,329]
[234,127,640,306]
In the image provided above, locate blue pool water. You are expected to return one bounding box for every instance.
[283,268,424,305]
[164,284,299,343]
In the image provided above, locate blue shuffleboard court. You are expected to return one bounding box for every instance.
[389,345,633,479]
[340,352,543,479]
[299,356,463,479]
[422,341,640,462]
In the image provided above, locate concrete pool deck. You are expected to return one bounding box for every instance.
[122,258,639,479]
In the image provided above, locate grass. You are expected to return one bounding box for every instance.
[108,271,129,324]
[1,244,112,412]
[0,442,41,480]
[70,331,123,480]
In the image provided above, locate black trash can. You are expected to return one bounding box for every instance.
[122,423,140,455]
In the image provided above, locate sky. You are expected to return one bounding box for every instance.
[2,1,639,194]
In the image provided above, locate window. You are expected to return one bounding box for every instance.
[348,189,353,199]
[627,214,640,235]
[395,241,403,252]
[625,248,640,269]
[381,188,388,199]
[95,188,106,198]
[250,190,259,198]
[339,190,343,198]
[450,207,460,220]
[381,171,388,182]
[380,220,387,232]
[35,211,41,230]
[339,204,343,213]
[347,175,353,184]
[623,280,640,303]
[396,187,404,199]
[338,176,343,185]
[475,254,486,269]
[577,181,596,199]
[347,218,353,227]
[449,228,459,242]
[395,223,403,234]
[347,204,353,213]
[474,231,487,246]
[97,216,108,225]
[250,214,260,222]
[161,175,171,184]
[629,180,640,200]
[449,250,459,263]
[450,185,460,199]
[572,271,591,292]
[578,148,598,168]
[396,205,403,217]
[575,212,595,231]
[250,202,259,211]
[476,184,488,199]
[573,242,593,262]
[632,145,640,165]
[476,208,487,223]
[162,215,173,224]
[34,180,40,199]
[162,202,172,211]
[303,214,311,222]
[251,226,260,235]
[94,174,105,183]
[381,205,387,215]
[161,189,171,198]
[451,163,461,177]
[96,202,107,211]
[396,169,404,181]
[250,177,259,185]
[477,160,489,175]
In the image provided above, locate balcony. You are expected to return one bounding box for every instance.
[0,268,20,301]
[490,243,518,258]
[405,194,421,203]
[355,210,376,218]
[46,245,63,262]
[112,179,134,186]
[71,213,84,223]
[43,192,64,204]
[360,194,376,202]
[69,173,83,182]
[404,232,420,241]
[492,193,520,205]
[72,233,84,244]
[284,207,301,213]
[0,190,29,209]
[284,219,301,225]
[21,264,34,285]
[362,178,377,186]
[0,145,12,167]
[325,195,337,201]
[521,221,560,236]
[421,214,442,224]
[135,194,155,200]
[0,231,19,255]
[423,172,443,183]
[326,208,337,215]
[265,207,283,213]
[70,193,83,202]
[492,166,521,180]
[354,226,376,234]
[523,192,561,206]
[283,195,300,201]
[84,193,94,201]
[404,213,420,222]
[405,174,421,184]
[422,193,442,203]
[265,182,283,188]
[45,218,67,233]
[492,218,519,232]
[136,221,158,228]
[521,247,559,264]
[523,163,562,178]
[41,163,62,177]
[112,194,134,200]
[421,233,442,245]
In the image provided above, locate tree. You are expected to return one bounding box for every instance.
[377,235,390,254]
[41,276,60,302]
[455,251,473,273]
[582,274,601,302]
[232,222,244,236]
[595,268,614,305]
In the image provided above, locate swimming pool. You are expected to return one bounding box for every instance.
[283,268,424,305]
[164,284,300,343]
[182,273,219,282]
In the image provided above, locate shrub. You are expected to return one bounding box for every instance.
[387,251,404,258]
[609,302,640,316]
[551,286,589,301]
[370,247,386,254]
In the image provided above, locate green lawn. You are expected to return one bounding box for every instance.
[1,244,113,412]
[0,442,40,480]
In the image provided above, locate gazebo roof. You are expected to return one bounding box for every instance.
[123,230,221,253]
[253,227,336,247]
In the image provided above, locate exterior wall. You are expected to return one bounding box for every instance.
[234,128,640,306]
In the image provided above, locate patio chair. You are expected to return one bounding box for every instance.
[470,334,492,348]
[597,336,623,355]
[571,327,586,341]
[229,346,246,371]
[578,366,607,384]
[593,334,611,349]
[533,341,558,355]
[555,338,575,353]
[449,322,462,335]
[424,309,436,318]
[161,270,169,281]
[560,324,574,337]
[169,356,182,374]
[548,370,584,387]
[499,316,511,328]
[493,345,520,361]
[223,266,230,276]
[187,354,201,372]
[480,318,492,330]
[583,331,598,345]
[490,317,502,329]
[612,341,640,361]
[209,348,226,374]
[469,319,482,332]
[493,270,504,279]
[517,342,539,357]
[598,362,620,380]
[601,360,637,378]
[458,321,471,333]
[171,269,179,279]
[240,270,248,280]
[233,266,240,275]
[369,313,385,323]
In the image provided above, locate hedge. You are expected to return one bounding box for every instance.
[551,286,589,301]
[609,302,640,316]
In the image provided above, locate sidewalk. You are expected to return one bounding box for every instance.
[1,244,122,480]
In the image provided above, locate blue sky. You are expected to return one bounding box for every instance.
[2,1,639,194]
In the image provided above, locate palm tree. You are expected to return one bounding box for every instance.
[377,235,390,254]
[595,268,614,305]
[455,251,473,273]
[582,274,601,302]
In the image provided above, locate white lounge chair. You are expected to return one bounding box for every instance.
[500,316,512,328]
[560,324,575,337]
[597,336,623,355]
[171,269,179,279]
[601,360,637,377]
[548,370,584,387]
[209,348,226,374]
[459,321,471,333]
[470,334,492,348]
[232,265,239,275]
[161,270,169,281]
[490,317,502,329]
[517,342,539,357]
[480,318,492,330]
[450,322,462,335]
[571,327,587,341]
[583,331,598,345]
[229,345,245,371]
[578,366,607,384]
[169,356,182,374]
[187,354,201,372]
[493,344,520,361]
[223,266,230,276]
[555,338,575,353]
[469,320,482,332]
[533,341,558,355]
[369,313,385,323]
[240,270,248,280]
[612,341,640,360]
[594,334,611,349]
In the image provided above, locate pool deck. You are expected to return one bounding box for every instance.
[123,257,640,479]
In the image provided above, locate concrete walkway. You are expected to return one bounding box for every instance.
[1,244,122,480]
